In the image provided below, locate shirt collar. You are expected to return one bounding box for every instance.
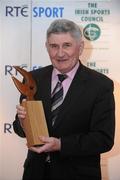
[52,61,80,80]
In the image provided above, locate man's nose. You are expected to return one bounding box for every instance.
[57,47,65,57]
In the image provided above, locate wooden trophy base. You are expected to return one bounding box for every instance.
[22,100,49,148]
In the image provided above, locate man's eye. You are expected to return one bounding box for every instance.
[64,43,71,48]
[50,44,58,48]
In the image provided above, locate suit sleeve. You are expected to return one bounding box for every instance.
[13,93,26,138]
[13,114,26,137]
[60,80,115,157]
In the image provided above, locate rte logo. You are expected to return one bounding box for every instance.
[5,5,64,18]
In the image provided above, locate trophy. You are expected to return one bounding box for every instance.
[12,66,49,148]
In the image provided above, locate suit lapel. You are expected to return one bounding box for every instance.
[53,64,88,129]
[36,66,53,132]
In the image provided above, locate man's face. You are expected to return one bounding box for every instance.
[46,32,84,73]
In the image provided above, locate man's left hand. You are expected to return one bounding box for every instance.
[29,136,61,153]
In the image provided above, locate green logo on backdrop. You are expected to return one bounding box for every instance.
[83,24,101,41]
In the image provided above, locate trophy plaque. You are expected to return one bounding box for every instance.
[12,66,49,148]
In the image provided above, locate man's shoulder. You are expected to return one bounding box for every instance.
[81,64,113,87]
[31,64,53,76]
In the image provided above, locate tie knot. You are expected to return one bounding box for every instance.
[58,74,67,82]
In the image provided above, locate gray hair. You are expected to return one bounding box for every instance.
[46,19,82,41]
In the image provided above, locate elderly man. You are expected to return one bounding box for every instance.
[13,19,115,180]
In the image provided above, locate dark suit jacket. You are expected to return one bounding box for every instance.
[13,62,115,180]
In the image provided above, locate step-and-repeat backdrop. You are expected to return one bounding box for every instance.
[0,0,120,179]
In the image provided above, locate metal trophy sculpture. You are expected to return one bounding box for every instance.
[12,66,49,147]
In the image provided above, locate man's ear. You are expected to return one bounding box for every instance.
[45,41,48,51]
[45,41,48,49]
[79,40,84,56]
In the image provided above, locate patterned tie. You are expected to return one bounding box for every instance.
[51,74,67,126]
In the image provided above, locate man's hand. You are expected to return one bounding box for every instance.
[16,99,26,129]
[29,136,61,153]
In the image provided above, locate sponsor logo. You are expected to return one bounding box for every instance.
[5,64,42,76]
[6,5,29,17]
[83,23,101,41]
[5,5,64,18]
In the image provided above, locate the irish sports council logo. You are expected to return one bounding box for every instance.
[83,24,101,41]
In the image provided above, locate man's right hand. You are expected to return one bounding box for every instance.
[16,99,26,129]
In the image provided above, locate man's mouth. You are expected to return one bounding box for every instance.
[57,59,67,62]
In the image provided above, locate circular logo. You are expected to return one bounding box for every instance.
[83,24,101,41]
